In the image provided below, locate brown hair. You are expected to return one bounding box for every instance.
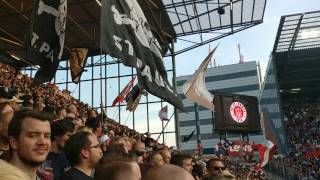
[8,110,51,139]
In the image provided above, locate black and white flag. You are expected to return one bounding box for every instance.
[101,0,183,110]
[27,0,67,83]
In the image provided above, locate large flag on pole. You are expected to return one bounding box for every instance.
[112,77,136,106]
[69,48,88,84]
[182,46,218,111]
[100,0,183,110]
[158,106,169,121]
[27,0,67,83]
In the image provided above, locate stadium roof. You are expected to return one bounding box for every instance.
[273,10,320,52]
[272,10,320,95]
[0,0,267,65]
[164,0,267,55]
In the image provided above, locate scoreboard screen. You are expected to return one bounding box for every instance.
[213,91,261,133]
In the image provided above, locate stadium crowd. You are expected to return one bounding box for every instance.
[278,98,320,179]
[7,62,320,179]
[0,63,258,180]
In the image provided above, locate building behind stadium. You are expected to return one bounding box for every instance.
[176,61,265,154]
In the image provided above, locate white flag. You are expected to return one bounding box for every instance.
[182,46,218,111]
[158,105,169,121]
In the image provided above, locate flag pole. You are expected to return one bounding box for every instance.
[160,102,165,143]
[124,111,132,125]
[194,103,202,155]
[156,112,174,142]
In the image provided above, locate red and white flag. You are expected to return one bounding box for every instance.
[112,77,136,106]
[158,105,169,121]
[253,140,275,171]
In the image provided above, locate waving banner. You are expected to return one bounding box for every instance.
[27,0,67,83]
[101,0,183,110]
[182,46,218,111]
[69,48,88,84]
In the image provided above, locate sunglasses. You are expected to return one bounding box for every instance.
[208,166,226,171]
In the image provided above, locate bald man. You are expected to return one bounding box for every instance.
[143,164,195,180]
[95,161,141,180]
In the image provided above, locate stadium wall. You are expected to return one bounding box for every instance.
[259,57,288,154]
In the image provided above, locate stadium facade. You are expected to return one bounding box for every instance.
[176,61,264,154]
[259,58,287,154]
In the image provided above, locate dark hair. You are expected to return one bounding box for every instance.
[8,110,51,139]
[21,95,33,107]
[63,131,92,166]
[56,106,66,113]
[201,174,231,180]
[87,109,97,117]
[43,105,56,114]
[170,153,192,167]
[64,117,77,121]
[193,163,205,178]
[51,119,75,141]
[206,158,224,167]
[85,117,102,132]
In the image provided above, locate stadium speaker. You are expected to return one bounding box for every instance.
[217,7,225,15]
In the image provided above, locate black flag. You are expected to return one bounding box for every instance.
[182,130,195,142]
[27,0,67,83]
[125,84,147,112]
[101,0,183,110]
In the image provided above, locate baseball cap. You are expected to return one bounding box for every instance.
[99,135,110,144]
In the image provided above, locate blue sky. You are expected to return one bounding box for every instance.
[173,0,320,79]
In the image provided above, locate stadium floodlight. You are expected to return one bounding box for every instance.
[10,54,20,61]
[291,88,301,91]
[218,7,225,15]
[95,0,102,7]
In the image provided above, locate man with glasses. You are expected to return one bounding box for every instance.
[206,158,235,178]
[60,131,103,180]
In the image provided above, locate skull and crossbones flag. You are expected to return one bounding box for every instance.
[27,0,67,83]
[100,0,184,110]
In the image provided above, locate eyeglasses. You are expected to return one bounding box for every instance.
[135,151,146,156]
[89,144,101,149]
[207,166,226,171]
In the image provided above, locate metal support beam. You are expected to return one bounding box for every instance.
[166,23,258,56]
[171,41,180,150]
